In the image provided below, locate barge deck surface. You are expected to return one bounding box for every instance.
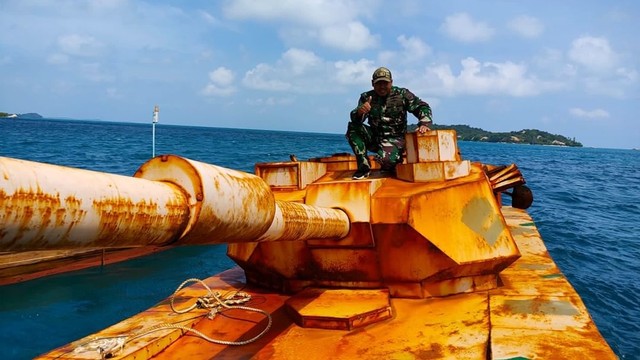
[38,207,616,359]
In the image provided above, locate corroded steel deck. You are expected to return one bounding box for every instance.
[38,207,616,359]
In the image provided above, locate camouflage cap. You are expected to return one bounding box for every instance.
[372,67,392,83]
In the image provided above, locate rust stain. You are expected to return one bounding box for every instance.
[93,196,189,247]
[446,165,455,178]
[257,164,299,188]
[0,187,77,249]
[276,201,348,240]
[226,173,275,238]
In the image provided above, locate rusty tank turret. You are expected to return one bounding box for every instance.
[228,130,521,303]
[0,130,616,359]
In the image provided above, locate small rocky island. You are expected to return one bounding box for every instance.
[0,112,43,119]
[419,124,583,147]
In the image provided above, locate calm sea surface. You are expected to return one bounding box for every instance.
[1,118,638,359]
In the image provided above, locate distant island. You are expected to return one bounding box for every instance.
[409,124,583,147]
[0,112,43,119]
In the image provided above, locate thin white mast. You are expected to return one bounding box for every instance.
[152,105,159,157]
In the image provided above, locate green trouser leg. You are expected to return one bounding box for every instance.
[377,137,405,170]
[346,121,374,171]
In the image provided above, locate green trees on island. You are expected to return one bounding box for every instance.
[409,124,583,147]
[0,112,43,119]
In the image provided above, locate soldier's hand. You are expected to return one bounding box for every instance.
[357,96,372,116]
[418,124,430,134]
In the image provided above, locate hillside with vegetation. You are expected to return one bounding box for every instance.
[0,112,43,119]
[411,124,583,147]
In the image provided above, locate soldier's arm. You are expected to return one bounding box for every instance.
[404,89,433,126]
[350,93,370,123]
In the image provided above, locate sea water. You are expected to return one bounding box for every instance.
[0,118,638,359]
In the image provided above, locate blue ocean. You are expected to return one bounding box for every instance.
[0,118,638,359]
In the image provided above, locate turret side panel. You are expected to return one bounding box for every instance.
[407,179,520,264]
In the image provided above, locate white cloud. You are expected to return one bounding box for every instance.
[440,13,494,43]
[397,35,431,60]
[202,67,236,96]
[208,67,235,86]
[616,67,639,82]
[247,97,295,107]
[581,75,635,98]
[282,49,322,75]
[47,53,69,65]
[533,48,578,77]
[423,57,561,97]
[334,59,376,85]
[58,34,105,57]
[243,63,292,91]
[569,108,610,118]
[508,15,544,38]
[568,36,618,72]
[80,63,113,82]
[371,36,431,70]
[222,0,378,51]
[378,50,395,66]
[222,0,373,26]
[88,0,129,11]
[0,1,201,70]
[565,36,638,97]
[243,49,336,92]
[318,21,378,52]
[241,49,377,92]
[199,10,220,25]
[106,87,121,99]
[201,84,236,96]
[395,0,422,18]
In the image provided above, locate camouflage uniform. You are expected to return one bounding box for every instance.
[347,86,433,171]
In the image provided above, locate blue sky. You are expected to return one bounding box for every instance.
[1,0,638,149]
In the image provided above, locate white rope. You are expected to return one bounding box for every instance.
[71,278,272,359]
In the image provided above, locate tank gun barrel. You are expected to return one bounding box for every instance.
[0,155,350,251]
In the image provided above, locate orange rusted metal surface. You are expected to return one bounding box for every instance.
[405,129,461,162]
[0,155,349,251]
[0,156,190,251]
[227,131,519,298]
[255,160,327,190]
[488,207,617,359]
[36,207,615,360]
[285,288,392,330]
[135,155,349,244]
[2,129,616,358]
[135,154,278,243]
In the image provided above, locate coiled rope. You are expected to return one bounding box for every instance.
[69,278,272,359]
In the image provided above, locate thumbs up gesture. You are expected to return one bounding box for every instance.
[357,96,372,117]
